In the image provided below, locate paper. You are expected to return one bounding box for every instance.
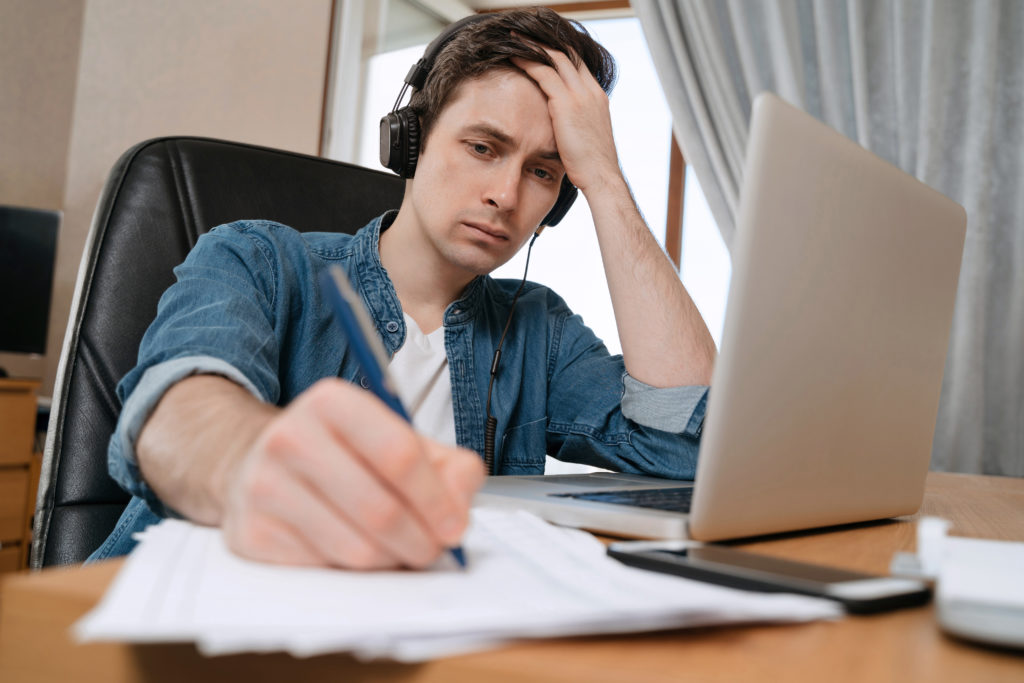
[75,509,840,661]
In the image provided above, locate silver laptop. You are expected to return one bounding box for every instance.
[475,93,967,542]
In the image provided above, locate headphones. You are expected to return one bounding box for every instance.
[379,14,578,228]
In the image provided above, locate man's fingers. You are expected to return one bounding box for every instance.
[222,507,330,568]
[511,55,569,100]
[223,378,484,570]
[248,423,448,569]
[542,47,588,89]
[256,392,450,567]
[511,42,596,95]
[304,380,472,547]
[427,440,487,508]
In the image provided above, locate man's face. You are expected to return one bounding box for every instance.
[403,69,565,279]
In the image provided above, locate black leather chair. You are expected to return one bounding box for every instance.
[31,137,404,568]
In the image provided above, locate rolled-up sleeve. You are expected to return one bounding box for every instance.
[107,355,263,517]
[620,374,708,438]
[540,289,708,481]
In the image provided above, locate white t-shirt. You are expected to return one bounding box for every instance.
[387,313,457,446]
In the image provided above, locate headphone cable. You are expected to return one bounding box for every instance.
[484,229,542,474]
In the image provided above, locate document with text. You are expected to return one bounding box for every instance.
[75,508,841,661]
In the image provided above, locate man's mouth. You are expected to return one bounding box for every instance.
[462,221,509,241]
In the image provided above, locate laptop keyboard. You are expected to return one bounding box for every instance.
[549,487,694,513]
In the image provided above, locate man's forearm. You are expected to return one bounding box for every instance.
[586,175,717,387]
[508,47,714,387]
[135,375,278,525]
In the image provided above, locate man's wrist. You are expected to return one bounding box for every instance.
[207,399,278,522]
[136,374,277,526]
[577,165,628,200]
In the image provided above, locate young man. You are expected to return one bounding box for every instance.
[93,8,716,569]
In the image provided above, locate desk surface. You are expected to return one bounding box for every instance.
[2,472,1022,682]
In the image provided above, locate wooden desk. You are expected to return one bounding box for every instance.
[1,472,1022,682]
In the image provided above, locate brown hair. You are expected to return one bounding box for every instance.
[409,7,617,146]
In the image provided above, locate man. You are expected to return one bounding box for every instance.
[92,8,716,569]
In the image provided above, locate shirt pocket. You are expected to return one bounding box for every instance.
[499,417,547,475]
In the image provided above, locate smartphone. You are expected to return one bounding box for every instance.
[607,542,931,614]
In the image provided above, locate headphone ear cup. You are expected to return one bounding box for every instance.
[379,107,421,178]
[402,110,420,178]
[384,15,488,179]
[541,179,578,227]
[379,111,402,175]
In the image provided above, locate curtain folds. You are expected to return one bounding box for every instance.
[634,0,1024,475]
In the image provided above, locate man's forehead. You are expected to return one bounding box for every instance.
[440,72,560,158]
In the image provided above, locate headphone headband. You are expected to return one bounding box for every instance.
[406,15,484,90]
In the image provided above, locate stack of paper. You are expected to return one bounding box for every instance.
[75,509,841,661]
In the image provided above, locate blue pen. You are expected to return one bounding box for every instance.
[319,265,467,569]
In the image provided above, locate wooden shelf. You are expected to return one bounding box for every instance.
[0,378,41,573]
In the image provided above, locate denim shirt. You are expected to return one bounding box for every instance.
[91,212,708,560]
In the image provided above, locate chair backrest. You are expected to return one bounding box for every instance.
[32,137,404,567]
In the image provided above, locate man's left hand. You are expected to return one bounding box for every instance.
[511,49,620,194]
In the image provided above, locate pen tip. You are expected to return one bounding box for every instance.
[450,547,467,569]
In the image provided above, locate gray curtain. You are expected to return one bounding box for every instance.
[634,0,1024,476]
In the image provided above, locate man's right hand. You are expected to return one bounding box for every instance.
[137,376,485,570]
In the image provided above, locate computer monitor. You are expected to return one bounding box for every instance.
[0,206,61,372]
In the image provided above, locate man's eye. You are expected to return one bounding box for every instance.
[533,168,553,181]
[470,143,490,155]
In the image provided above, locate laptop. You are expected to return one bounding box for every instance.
[474,93,967,542]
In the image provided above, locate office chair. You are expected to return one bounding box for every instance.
[31,137,404,568]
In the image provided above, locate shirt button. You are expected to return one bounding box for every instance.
[359,376,369,389]
[385,321,399,333]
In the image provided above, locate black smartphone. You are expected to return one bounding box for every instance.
[607,542,931,614]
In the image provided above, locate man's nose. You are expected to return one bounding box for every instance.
[484,164,520,212]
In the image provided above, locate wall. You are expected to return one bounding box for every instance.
[0,0,86,380]
[1,0,333,395]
